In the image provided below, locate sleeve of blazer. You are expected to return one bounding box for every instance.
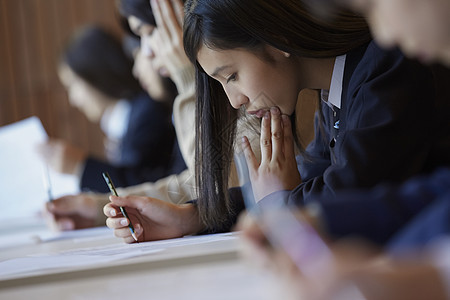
[171,65,196,172]
[289,43,438,206]
[317,168,450,245]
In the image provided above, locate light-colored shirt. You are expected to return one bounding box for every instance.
[321,54,346,109]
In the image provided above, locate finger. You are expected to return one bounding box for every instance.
[123,235,138,244]
[113,227,133,238]
[106,217,130,229]
[149,30,163,58]
[109,195,149,211]
[260,111,272,163]
[47,196,78,215]
[160,0,182,37]
[242,136,259,173]
[171,0,184,26]
[54,217,75,231]
[151,0,170,40]
[270,107,283,160]
[282,115,296,161]
[103,203,120,217]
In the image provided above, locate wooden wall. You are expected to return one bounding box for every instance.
[0,0,123,158]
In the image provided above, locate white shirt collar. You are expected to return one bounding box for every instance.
[100,99,132,140]
[321,54,346,109]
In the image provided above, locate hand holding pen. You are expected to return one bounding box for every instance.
[102,172,139,242]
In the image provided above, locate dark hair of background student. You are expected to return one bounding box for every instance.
[61,25,142,100]
[117,0,156,26]
[183,0,372,230]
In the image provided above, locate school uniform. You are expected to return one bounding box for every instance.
[223,40,450,237]
[385,170,450,252]
[80,91,186,193]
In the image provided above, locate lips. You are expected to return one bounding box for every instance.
[246,109,269,118]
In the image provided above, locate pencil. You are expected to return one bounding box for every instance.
[43,164,53,202]
[102,172,138,242]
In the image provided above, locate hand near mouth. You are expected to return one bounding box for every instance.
[242,106,302,202]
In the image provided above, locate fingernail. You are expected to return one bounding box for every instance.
[242,136,247,144]
[110,209,116,217]
[59,220,73,231]
[270,107,279,114]
[264,111,270,119]
[120,219,129,226]
[48,203,55,211]
[135,224,141,231]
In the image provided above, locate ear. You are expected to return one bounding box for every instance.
[264,45,292,60]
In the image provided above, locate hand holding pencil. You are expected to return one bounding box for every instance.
[102,172,139,242]
[103,190,205,244]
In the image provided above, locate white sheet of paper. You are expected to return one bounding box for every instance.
[0,233,237,278]
[0,116,79,220]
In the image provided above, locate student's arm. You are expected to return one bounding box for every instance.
[313,168,450,244]
[150,0,197,172]
[170,66,196,171]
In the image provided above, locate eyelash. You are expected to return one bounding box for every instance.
[226,73,237,83]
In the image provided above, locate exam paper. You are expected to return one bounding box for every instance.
[0,117,79,220]
[0,233,237,278]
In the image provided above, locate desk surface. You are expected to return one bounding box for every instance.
[0,225,285,299]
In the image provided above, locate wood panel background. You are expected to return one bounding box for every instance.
[0,0,123,158]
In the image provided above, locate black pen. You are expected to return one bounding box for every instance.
[102,172,138,242]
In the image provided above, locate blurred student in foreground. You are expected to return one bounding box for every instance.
[240,0,450,299]
[345,0,450,66]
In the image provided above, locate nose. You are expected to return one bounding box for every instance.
[227,92,249,109]
[140,35,154,58]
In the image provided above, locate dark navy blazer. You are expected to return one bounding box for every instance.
[80,91,186,193]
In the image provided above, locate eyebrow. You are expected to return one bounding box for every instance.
[211,65,231,78]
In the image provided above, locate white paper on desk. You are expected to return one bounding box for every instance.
[0,116,79,220]
[0,232,237,278]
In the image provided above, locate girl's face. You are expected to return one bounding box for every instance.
[132,47,169,102]
[197,45,303,117]
[127,16,170,77]
[58,64,111,123]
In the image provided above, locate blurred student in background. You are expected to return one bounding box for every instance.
[38,25,184,194]
[40,0,201,231]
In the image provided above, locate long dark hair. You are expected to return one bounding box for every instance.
[183,0,371,231]
[62,25,141,100]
